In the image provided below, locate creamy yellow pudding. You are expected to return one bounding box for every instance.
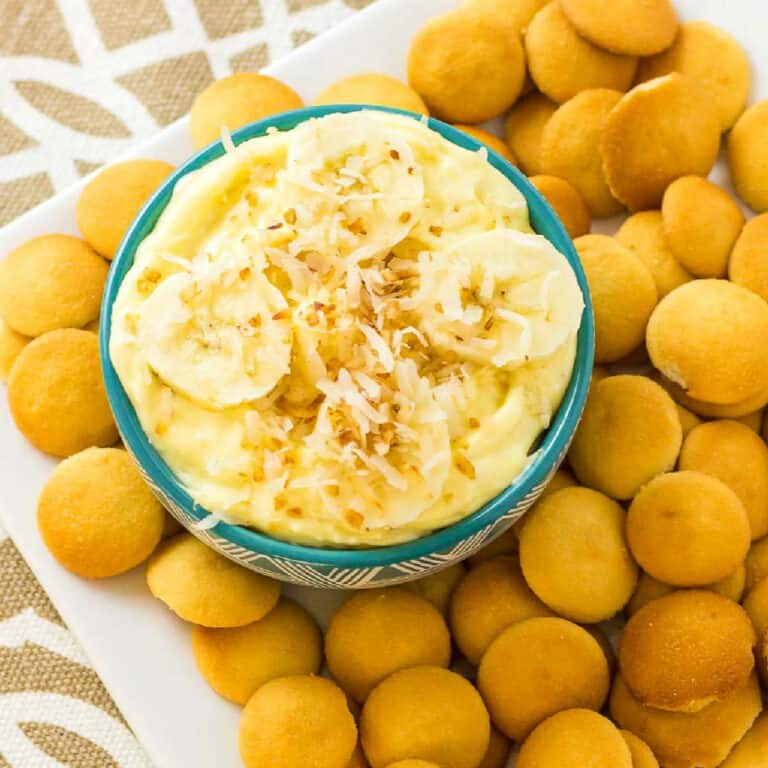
[110,111,582,547]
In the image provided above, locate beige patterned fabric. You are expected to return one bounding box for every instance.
[0,521,153,767]
[0,0,370,226]
[0,0,370,765]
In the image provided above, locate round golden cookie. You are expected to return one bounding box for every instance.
[661,176,745,278]
[190,73,303,150]
[569,375,681,499]
[619,591,755,713]
[626,567,748,608]
[503,92,558,176]
[636,22,751,131]
[239,675,357,768]
[539,89,624,217]
[519,487,638,622]
[449,556,553,665]
[712,565,747,603]
[616,211,693,298]
[659,374,768,420]
[739,409,763,433]
[325,588,451,702]
[385,762,439,768]
[542,468,578,497]
[0,235,108,337]
[718,387,768,419]
[529,175,590,238]
[476,727,510,768]
[729,100,768,213]
[517,709,633,768]
[191,598,322,705]
[680,420,768,540]
[675,404,701,436]
[8,329,117,457]
[477,617,610,742]
[626,572,674,617]
[146,533,280,627]
[626,471,751,587]
[574,236,657,363]
[720,711,768,768]
[742,576,768,639]
[76,160,174,259]
[462,0,549,35]
[619,730,659,768]
[313,73,428,115]
[404,563,465,615]
[610,673,762,768]
[454,126,516,164]
[730,214,768,302]
[0,318,28,382]
[746,537,768,590]
[629,565,750,609]
[647,279,768,406]
[407,10,525,123]
[600,74,721,211]
[360,666,490,768]
[524,3,637,105]
[559,0,677,55]
[37,447,163,579]
[470,475,576,565]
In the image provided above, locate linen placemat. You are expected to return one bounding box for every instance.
[0,1,370,764]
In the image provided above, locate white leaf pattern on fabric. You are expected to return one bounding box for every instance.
[0,0,362,222]
[0,693,152,768]
[0,609,90,666]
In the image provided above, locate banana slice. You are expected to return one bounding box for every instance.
[417,229,583,368]
[280,111,425,262]
[139,268,292,409]
[291,297,363,389]
[301,360,451,530]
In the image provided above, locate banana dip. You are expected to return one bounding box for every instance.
[110,111,583,547]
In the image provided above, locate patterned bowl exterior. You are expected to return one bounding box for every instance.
[101,104,594,589]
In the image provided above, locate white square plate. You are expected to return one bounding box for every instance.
[0,1,765,766]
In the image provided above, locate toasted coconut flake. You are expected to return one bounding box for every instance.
[351,446,408,491]
[360,324,395,372]
[455,453,477,479]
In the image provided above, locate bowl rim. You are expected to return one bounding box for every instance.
[100,103,594,567]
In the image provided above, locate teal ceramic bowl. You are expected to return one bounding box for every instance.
[101,104,594,589]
